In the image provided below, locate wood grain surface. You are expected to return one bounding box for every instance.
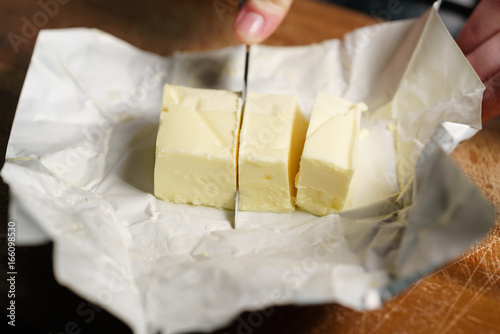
[0,0,499,333]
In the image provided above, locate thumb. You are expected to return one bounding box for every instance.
[233,0,293,44]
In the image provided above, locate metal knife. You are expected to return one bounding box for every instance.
[234,45,249,228]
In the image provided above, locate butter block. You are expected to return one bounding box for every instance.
[154,84,242,209]
[296,93,367,216]
[238,92,307,213]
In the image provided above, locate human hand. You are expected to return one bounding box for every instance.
[456,0,500,123]
[233,0,294,44]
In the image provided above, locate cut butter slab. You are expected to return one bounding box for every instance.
[238,92,307,213]
[296,93,367,216]
[154,84,242,210]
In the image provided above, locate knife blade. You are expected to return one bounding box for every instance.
[234,45,249,228]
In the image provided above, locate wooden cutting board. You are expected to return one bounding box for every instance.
[0,0,498,333]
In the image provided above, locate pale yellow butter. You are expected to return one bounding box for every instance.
[154,84,242,209]
[238,92,307,213]
[296,93,367,216]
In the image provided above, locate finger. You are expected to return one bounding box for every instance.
[456,0,500,54]
[233,0,294,44]
[465,29,500,123]
[465,30,500,82]
[481,70,500,123]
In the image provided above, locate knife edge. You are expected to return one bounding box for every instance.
[234,45,250,228]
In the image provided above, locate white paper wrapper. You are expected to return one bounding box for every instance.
[1,4,496,334]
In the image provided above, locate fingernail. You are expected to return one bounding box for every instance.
[235,11,265,42]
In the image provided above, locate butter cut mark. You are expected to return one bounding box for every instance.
[196,110,237,150]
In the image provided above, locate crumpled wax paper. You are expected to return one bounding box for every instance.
[1,3,496,334]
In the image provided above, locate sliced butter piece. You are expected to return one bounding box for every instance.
[238,92,307,213]
[154,84,242,209]
[296,93,367,216]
